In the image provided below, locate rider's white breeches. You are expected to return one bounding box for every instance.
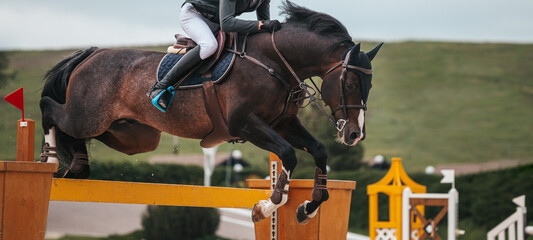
[180,3,218,59]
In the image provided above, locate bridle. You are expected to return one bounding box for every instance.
[271,32,372,132]
[226,31,373,132]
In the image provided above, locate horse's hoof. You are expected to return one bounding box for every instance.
[296,203,311,224]
[296,201,318,225]
[62,165,91,179]
[252,203,266,223]
[54,167,69,178]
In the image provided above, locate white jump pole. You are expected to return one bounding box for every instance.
[448,187,458,240]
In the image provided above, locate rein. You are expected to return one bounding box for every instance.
[269,32,345,131]
[270,31,370,132]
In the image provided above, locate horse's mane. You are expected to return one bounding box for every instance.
[280,1,354,48]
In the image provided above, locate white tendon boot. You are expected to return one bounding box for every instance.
[41,126,59,163]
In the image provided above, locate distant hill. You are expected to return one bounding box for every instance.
[1,42,532,171]
[362,42,533,170]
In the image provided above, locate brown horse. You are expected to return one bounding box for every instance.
[39,2,383,224]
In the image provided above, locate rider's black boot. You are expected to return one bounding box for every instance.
[148,46,202,110]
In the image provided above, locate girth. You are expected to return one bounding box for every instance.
[200,81,242,148]
[198,33,301,147]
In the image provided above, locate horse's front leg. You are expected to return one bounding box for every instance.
[278,118,329,224]
[229,114,296,223]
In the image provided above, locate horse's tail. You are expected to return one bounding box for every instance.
[41,47,98,173]
[41,47,99,103]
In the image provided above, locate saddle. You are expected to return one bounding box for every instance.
[168,30,233,74]
[165,31,240,148]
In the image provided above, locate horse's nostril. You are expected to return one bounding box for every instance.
[349,132,359,140]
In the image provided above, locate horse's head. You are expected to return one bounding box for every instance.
[322,42,383,146]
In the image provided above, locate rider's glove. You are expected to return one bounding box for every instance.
[260,20,282,32]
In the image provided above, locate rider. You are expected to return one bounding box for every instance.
[149,0,282,110]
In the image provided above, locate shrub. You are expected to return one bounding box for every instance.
[142,206,220,240]
[327,143,365,171]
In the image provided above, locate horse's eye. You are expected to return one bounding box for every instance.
[346,83,354,90]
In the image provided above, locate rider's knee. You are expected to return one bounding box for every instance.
[198,41,217,59]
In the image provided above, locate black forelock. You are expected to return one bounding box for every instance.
[280,1,354,47]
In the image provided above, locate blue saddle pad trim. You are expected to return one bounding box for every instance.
[157,52,234,87]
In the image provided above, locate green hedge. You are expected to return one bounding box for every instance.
[89,161,204,185]
[211,166,268,187]
[447,164,533,229]
[90,160,268,187]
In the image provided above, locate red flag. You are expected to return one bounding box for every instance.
[4,87,24,120]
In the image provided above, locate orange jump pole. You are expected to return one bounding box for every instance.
[248,153,356,240]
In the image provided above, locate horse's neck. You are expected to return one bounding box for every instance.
[268,30,344,79]
[246,31,341,80]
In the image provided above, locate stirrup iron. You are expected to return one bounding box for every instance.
[151,86,175,112]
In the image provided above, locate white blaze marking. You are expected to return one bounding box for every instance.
[357,100,365,141]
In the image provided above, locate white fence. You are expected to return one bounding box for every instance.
[402,187,458,240]
[487,195,532,240]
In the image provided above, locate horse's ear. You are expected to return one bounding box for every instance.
[349,43,361,61]
[366,42,384,61]
[353,43,361,53]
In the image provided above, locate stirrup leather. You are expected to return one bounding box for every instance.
[152,86,175,112]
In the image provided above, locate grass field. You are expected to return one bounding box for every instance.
[1,41,532,171]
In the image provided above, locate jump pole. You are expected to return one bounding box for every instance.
[50,178,271,208]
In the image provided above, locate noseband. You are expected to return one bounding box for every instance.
[271,32,372,132]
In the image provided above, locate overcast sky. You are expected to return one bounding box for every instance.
[1,0,532,50]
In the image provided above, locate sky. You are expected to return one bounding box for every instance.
[1,0,532,50]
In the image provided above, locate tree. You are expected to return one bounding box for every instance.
[0,52,16,89]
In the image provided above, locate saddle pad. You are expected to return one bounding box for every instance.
[156,51,234,88]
